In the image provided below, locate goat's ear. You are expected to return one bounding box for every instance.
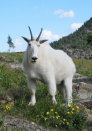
[22,36,30,43]
[39,40,48,44]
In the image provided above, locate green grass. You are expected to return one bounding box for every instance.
[73,58,92,76]
[0,52,23,63]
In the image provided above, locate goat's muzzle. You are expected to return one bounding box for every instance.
[31,57,38,63]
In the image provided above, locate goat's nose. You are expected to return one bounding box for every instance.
[32,57,38,61]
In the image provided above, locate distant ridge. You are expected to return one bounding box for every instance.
[51,18,92,51]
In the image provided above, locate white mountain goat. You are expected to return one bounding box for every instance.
[22,27,76,106]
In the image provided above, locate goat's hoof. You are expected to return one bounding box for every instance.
[53,100,57,105]
[28,102,36,106]
[68,101,73,107]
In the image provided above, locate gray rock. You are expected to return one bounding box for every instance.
[1,115,49,131]
[73,76,92,84]
[0,56,12,62]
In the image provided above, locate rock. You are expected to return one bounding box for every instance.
[74,73,83,78]
[73,76,92,84]
[73,82,92,100]
[64,48,92,59]
[73,83,79,94]
[0,56,12,62]
[78,89,92,99]
[79,82,92,91]
[0,100,6,104]
[85,108,92,122]
[1,115,49,131]
[9,63,23,69]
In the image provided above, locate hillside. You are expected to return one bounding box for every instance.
[51,18,92,52]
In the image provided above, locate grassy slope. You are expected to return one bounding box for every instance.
[0,52,92,130]
[0,52,92,76]
[73,58,92,76]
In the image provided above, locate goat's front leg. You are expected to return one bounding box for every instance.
[47,79,57,104]
[27,78,36,106]
[64,77,73,106]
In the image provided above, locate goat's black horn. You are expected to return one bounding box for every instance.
[28,26,33,40]
[36,28,43,41]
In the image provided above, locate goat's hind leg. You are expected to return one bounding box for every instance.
[27,78,36,106]
[58,81,66,99]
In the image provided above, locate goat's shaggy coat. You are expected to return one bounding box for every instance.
[22,27,76,106]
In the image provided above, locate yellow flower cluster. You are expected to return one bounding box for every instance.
[61,118,70,126]
[42,105,80,128]
[46,112,49,115]
[44,117,48,120]
[5,105,11,111]
[76,106,79,109]
[56,115,60,119]
[50,109,54,112]
[38,104,86,129]
[67,105,80,115]
[67,111,73,115]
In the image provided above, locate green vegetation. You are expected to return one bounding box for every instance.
[0,53,92,130]
[73,58,92,76]
[0,52,23,63]
[87,32,92,46]
[51,18,92,51]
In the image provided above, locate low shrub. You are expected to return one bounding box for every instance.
[37,104,87,130]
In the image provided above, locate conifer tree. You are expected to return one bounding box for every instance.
[7,35,15,52]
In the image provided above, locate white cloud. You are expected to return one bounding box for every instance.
[15,39,22,46]
[41,30,61,41]
[54,9,75,18]
[70,23,83,30]
[14,38,26,52]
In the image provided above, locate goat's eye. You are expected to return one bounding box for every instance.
[29,44,31,47]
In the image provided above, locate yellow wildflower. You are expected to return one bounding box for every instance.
[67,111,73,115]
[67,112,70,114]
[71,108,75,111]
[66,122,69,125]
[44,117,48,120]
[69,104,73,108]
[63,119,66,121]
[58,115,60,118]
[50,109,54,112]
[5,105,11,110]
[56,116,59,119]
[76,106,79,109]
[46,112,49,115]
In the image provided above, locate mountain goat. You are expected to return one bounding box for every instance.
[22,27,76,106]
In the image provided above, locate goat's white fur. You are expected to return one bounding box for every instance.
[23,39,76,106]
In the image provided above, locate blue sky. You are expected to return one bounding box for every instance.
[0,0,92,52]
